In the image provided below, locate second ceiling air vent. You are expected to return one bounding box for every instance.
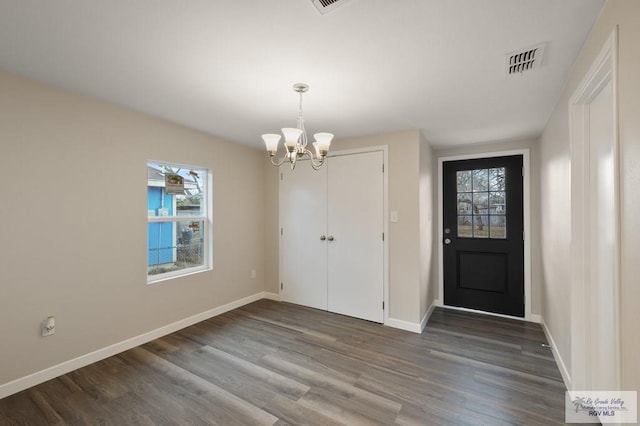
[506,43,546,75]
[310,0,352,15]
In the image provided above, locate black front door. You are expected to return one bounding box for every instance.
[443,155,524,317]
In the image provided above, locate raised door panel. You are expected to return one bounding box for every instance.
[327,151,384,323]
[279,161,328,310]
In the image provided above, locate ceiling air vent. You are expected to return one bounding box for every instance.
[506,43,546,75]
[310,0,352,15]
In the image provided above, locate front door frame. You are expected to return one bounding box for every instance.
[437,149,533,321]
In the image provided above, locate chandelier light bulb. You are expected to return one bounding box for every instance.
[262,134,281,154]
[313,133,334,153]
[282,128,303,151]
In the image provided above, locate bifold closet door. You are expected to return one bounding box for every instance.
[279,161,328,310]
[327,151,384,323]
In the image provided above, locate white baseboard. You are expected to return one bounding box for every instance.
[385,300,437,334]
[262,291,281,301]
[421,300,437,331]
[540,317,572,390]
[530,313,542,323]
[0,291,272,400]
[385,317,422,333]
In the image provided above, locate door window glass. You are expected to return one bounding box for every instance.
[456,168,507,239]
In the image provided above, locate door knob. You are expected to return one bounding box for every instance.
[328,235,334,241]
[444,238,451,245]
[320,235,326,241]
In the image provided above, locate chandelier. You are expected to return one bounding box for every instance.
[262,83,333,170]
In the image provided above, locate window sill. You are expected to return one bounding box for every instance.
[147,265,212,285]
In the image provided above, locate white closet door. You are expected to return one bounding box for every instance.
[327,151,384,323]
[279,161,328,310]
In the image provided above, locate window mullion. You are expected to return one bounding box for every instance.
[148,215,205,223]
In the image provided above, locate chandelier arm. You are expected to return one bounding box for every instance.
[290,151,299,170]
[304,148,326,170]
[270,155,288,167]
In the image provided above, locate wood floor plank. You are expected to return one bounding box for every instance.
[0,301,568,425]
[297,388,393,426]
[265,393,344,426]
[260,354,402,416]
[124,347,279,426]
[26,390,64,425]
[199,345,311,396]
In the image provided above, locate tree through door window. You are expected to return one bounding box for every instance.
[456,167,506,239]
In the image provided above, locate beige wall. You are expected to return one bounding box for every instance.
[419,132,438,319]
[434,138,542,316]
[331,131,422,323]
[263,163,280,294]
[539,0,640,394]
[0,70,265,386]
[539,103,573,375]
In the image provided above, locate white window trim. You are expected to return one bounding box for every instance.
[147,161,212,284]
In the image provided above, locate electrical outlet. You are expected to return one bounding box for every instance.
[251,269,257,279]
[42,316,55,337]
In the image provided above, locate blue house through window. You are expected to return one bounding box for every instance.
[147,186,175,266]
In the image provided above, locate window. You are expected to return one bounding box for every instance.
[147,162,211,282]
[456,167,506,239]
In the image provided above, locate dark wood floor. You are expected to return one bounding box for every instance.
[0,300,568,425]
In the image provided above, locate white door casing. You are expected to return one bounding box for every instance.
[589,79,618,392]
[437,149,533,322]
[569,27,620,393]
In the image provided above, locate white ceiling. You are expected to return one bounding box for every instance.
[0,0,604,149]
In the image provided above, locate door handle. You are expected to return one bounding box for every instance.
[327,235,334,241]
[320,235,326,241]
[444,238,451,245]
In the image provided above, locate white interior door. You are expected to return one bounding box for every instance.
[327,151,384,323]
[279,161,328,310]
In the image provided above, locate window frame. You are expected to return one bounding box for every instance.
[455,167,507,239]
[146,160,212,284]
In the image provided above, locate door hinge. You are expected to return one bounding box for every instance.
[280,282,283,290]
[382,301,385,310]
[281,227,283,236]
[523,230,525,241]
[382,232,385,241]
[280,172,283,181]
[382,164,384,173]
